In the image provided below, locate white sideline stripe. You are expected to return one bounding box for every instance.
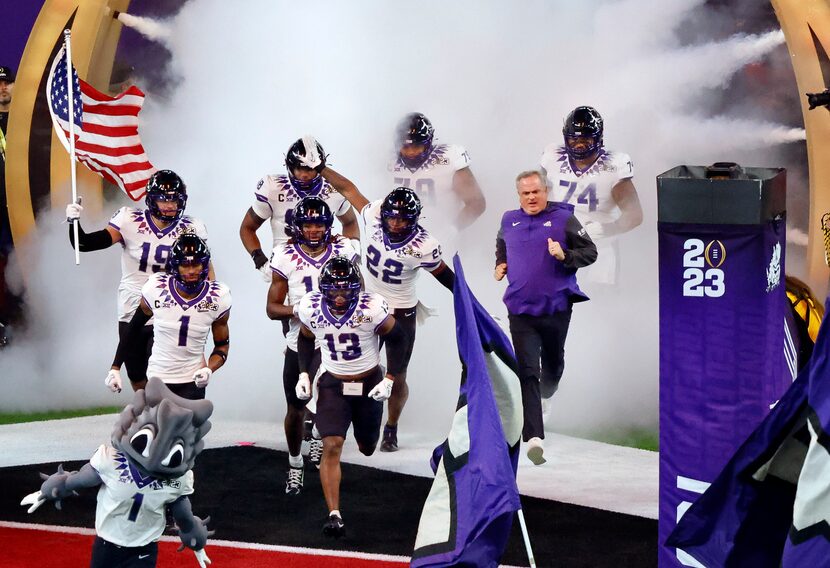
[0,521,525,567]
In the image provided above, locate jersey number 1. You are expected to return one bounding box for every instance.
[178,316,190,346]
[128,493,144,522]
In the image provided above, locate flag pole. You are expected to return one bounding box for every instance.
[517,508,537,567]
[63,29,80,266]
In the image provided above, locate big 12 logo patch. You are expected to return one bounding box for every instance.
[682,238,725,298]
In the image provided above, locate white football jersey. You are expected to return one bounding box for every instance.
[539,146,633,233]
[250,174,350,249]
[540,146,634,285]
[90,444,194,547]
[270,235,359,351]
[108,208,208,322]
[388,143,471,238]
[360,200,443,309]
[297,291,389,376]
[141,273,232,384]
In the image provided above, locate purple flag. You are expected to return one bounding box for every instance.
[667,293,830,566]
[410,255,523,568]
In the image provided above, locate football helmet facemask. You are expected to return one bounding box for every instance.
[396,113,435,169]
[168,234,210,294]
[319,256,362,314]
[145,170,187,223]
[562,106,603,161]
[292,196,333,248]
[381,187,422,243]
[285,138,326,193]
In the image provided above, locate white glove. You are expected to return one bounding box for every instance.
[582,220,606,241]
[193,548,211,567]
[193,367,212,388]
[298,135,323,170]
[258,262,272,283]
[65,197,83,222]
[295,372,312,400]
[368,377,394,401]
[20,491,46,514]
[105,369,122,393]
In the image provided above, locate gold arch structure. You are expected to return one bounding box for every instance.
[773,0,830,296]
[6,0,130,272]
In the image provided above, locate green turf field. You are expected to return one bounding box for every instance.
[592,428,659,452]
[0,407,120,426]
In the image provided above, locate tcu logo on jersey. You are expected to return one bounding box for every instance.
[681,238,725,298]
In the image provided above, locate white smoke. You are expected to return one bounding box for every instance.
[114,12,172,45]
[1,1,806,443]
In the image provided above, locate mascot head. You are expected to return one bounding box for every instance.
[111,378,213,480]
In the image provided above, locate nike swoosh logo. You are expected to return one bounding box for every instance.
[512,222,521,226]
[138,554,150,559]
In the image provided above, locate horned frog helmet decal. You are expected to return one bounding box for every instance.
[111,378,213,480]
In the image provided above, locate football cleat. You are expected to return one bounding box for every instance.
[322,512,346,538]
[380,424,398,452]
[285,465,304,496]
[307,437,323,469]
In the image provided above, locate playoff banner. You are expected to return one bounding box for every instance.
[658,220,789,566]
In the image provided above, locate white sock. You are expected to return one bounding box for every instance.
[289,454,303,468]
[330,509,341,518]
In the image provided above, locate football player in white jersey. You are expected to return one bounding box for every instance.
[296,256,409,538]
[239,137,359,282]
[266,197,359,495]
[66,170,213,391]
[21,378,213,568]
[389,112,485,242]
[540,106,642,284]
[108,234,231,400]
[329,175,455,451]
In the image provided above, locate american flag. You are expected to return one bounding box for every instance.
[46,44,155,201]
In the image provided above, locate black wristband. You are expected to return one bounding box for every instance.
[251,248,268,269]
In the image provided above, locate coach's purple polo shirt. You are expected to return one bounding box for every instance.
[496,202,593,316]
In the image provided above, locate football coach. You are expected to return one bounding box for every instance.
[494,170,597,465]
